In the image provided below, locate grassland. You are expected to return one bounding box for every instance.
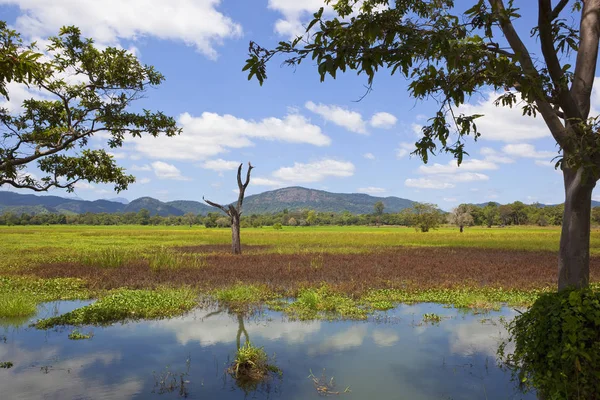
[1,225,599,324]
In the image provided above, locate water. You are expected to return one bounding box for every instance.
[0,302,535,400]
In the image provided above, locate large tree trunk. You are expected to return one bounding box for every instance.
[558,167,596,290]
[231,213,241,255]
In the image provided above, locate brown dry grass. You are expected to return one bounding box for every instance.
[21,247,600,296]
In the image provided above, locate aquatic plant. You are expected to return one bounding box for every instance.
[308,369,351,395]
[35,288,197,328]
[422,313,442,324]
[0,292,37,318]
[80,246,135,268]
[68,329,93,340]
[0,361,13,369]
[153,355,191,397]
[229,342,280,386]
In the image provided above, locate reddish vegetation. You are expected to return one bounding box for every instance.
[23,247,600,295]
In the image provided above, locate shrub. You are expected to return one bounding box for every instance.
[273,223,282,230]
[499,289,600,400]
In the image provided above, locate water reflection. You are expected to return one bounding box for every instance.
[0,302,534,399]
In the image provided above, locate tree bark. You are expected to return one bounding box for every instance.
[459,225,464,233]
[231,212,241,255]
[558,167,596,290]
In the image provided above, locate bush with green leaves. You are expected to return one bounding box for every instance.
[499,289,600,399]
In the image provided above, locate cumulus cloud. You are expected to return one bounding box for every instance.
[2,0,242,59]
[370,112,397,129]
[133,111,330,161]
[396,142,414,158]
[138,178,151,184]
[131,164,152,172]
[151,161,190,181]
[480,147,514,164]
[201,159,240,171]
[502,143,557,159]
[456,92,549,142]
[305,101,367,134]
[74,181,94,190]
[268,0,334,37]
[252,177,284,187]
[405,178,455,189]
[418,159,498,174]
[357,186,386,194]
[363,153,375,160]
[273,159,355,183]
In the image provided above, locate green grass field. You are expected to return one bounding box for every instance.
[1,225,599,323]
[2,224,600,271]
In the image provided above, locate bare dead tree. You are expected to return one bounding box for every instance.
[203,162,253,255]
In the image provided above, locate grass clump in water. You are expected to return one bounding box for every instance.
[68,329,93,340]
[0,292,37,318]
[422,313,443,324]
[214,284,274,312]
[34,288,197,328]
[229,342,281,389]
[286,286,367,320]
[0,361,13,369]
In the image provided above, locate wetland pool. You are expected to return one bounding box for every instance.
[0,301,534,400]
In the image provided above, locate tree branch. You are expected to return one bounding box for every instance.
[0,177,80,192]
[488,0,570,148]
[571,0,600,118]
[551,0,570,20]
[202,196,230,216]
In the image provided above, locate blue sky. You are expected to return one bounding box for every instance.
[0,1,594,210]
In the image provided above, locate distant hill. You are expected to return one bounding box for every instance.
[124,197,186,217]
[241,187,415,214]
[0,191,126,214]
[106,197,130,204]
[166,200,213,215]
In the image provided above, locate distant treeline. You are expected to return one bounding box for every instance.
[0,201,588,228]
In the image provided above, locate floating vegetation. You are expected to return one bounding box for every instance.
[286,286,367,320]
[152,355,191,397]
[308,369,351,396]
[228,342,281,389]
[0,361,13,369]
[422,313,443,324]
[34,288,197,328]
[68,329,93,340]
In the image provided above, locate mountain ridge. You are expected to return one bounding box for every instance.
[0,187,415,216]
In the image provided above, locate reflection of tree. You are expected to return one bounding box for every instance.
[202,309,249,350]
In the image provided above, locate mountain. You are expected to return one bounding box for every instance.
[241,187,415,214]
[166,200,213,215]
[106,197,130,204]
[0,191,126,214]
[124,197,185,217]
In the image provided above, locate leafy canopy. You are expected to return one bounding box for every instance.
[0,25,180,192]
[244,0,590,170]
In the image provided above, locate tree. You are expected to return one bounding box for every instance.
[306,210,317,225]
[288,217,297,226]
[184,212,196,227]
[411,202,442,233]
[482,203,499,228]
[373,200,384,227]
[448,204,474,233]
[136,208,150,226]
[245,0,598,290]
[203,162,253,254]
[0,26,179,193]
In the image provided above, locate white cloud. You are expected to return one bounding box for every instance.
[371,329,399,347]
[305,101,367,134]
[138,177,151,184]
[480,147,514,164]
[456,92,549,142]
[396,142,414,158]
[405,178,455,189]
[418,159,498,174]
[131,164,152,172]
[2,0,242,59]
[450,172,489,182]
[370,112,397,129]
[151,161,190,181]
[357,186,386,194]
[363,153,375,160]
[252,177,283,187]
[443,197,458,202]
[502,143,556,159]
[201,159,240,171]
[133,111,331,161]
[0,82,49,114]
[74,181,94,190]
[268,0,334,37]
[108,151,127,160]
[273,159,355,183]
